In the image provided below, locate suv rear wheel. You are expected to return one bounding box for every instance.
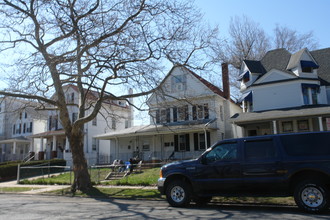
[166,180,191,207]
[294,180,329,213]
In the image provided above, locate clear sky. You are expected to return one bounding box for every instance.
[195,0,330,49]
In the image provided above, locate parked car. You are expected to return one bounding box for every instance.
[158,131,330,213]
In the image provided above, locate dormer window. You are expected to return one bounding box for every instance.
[300,60,319,73]
[237,71,250,82]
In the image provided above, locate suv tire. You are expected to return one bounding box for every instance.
[166,180,191,207]
[294,180,329,213]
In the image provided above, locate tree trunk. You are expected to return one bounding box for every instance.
[70,131,92,192]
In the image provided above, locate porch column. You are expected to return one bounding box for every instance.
[318,117,324,131]
[65,137,70,151]
[38,137,44,160]
[30,138,34,152]
[52,135,57,158]
[272,120,278,134]
[13,141,17,155]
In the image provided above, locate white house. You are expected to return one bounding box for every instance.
[232,47,330,136]
[30,85,133,165]
[96,64,242,162]
[0,97,47,162]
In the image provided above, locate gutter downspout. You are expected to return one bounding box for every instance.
[203,118,217,148]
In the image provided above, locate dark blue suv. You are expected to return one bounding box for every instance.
[158,131,330,213]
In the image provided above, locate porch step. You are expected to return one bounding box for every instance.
[105,171,128,180]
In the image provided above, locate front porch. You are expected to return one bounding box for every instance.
[95,122,218,164]
[0,137,31,162]
[231,105,330,136]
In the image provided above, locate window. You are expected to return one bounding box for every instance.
[72,113,78,123]
[173,107,177,122]
[204,142,238,163]
[142,142,150,151]
[174,134,190,152]
[160,109,166,123]
[171,75,187,92]
[193,104,209,120]
[92,138,98,151]
[282,121,293,132]
[112,118,116,130]
[178,105,188,121]
[92,117,97,126]
[194,132,211,151]
[298,120,309,131]
[71,93,75,103]
[23,123,26,133]
[311,88,318,104]
[25,112,27,118]
[302,88,309,105]
[245,139,277,161]
[281,133,330,156]
[302,66,313,73]
[125,120,129,128]
[302,86,319,105]
[13,125,16,135]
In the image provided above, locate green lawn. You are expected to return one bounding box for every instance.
[20,167,160,186]
[0,187,41,193]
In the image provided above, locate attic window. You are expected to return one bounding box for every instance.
[300,60,319,73]
[171,75,186,92]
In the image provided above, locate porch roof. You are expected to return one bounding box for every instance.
[29,130,66,138]
[230,105,330,125]
[95,123,217,140]
[0,137,30,144]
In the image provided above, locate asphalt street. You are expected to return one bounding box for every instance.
[0,194,329,220]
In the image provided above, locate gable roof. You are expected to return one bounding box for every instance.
[286,48,306,70]
[242,47,330,85]
[154,65,237,103]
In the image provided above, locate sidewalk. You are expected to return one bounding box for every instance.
[0,180,70,194]
[0,180,157,194]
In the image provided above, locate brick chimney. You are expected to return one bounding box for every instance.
[221,63,230,99]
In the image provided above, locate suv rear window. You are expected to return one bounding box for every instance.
[281,133,330,156]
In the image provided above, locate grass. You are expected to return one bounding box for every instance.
[18,167,295,207]
[0,187,41,193]
[20,168,160,186]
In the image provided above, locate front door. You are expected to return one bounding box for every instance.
[194,142,242,194]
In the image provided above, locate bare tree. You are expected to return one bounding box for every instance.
[273,25,319,52]
[0,0,217,192]
[224,15,270,69]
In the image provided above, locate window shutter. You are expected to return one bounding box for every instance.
[207,132,211,148]
[194,133,199,151]
[174,135,178,152]
[185,134,190,151]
